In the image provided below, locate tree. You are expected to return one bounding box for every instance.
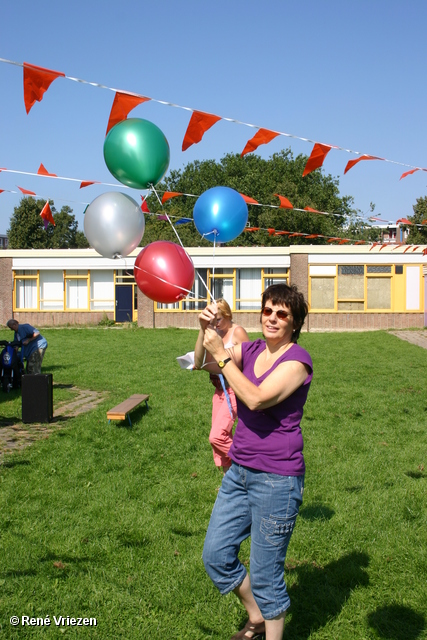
[406,196,427,244]
[7,197,89,249]
[142,150,365,247]
[8,197,52,249]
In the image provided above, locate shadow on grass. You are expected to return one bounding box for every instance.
[50,415,72,424]
[299,503,335,521]
[1,459,31,468]
[113,404,150,429]
[405,470,426,480]
[52,383,74,389]
[284,551,370,640]
[117,533,152,549]
[367,604,425,640]
[1,569,37,578]
[0,417,21,428]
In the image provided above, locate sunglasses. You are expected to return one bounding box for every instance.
[262,307,292,320]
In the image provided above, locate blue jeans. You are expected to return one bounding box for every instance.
[203,463,304,619]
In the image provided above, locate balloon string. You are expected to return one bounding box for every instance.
[148,184,216,305]
[134,265,196,296]
[197,270,216,305]
[150,184,185,249]
[211,233,217,304]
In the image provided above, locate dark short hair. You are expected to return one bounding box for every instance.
[261,284,308,342]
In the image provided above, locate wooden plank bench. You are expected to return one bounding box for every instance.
[107,394,149,426]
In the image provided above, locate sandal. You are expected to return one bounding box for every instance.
[230,620,265,639]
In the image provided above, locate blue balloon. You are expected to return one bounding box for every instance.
[193,187,248,243]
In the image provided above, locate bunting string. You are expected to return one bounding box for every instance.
[2,178,426,235]
[1,57,427,178]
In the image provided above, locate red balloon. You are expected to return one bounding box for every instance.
[134,241,195,303]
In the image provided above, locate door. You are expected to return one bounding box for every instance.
[115,285,133,322]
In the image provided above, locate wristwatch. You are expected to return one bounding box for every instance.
[218,357,231,369]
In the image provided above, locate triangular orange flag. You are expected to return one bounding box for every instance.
[80,181,99,189]
[182,111,221,151]
[344,154,383,174]
[396,218,413,225]
[302,143,332,177]
[241,128,279,157]
[162,192,183,204]
[23,62,65,114]
[0,190,4,194]
[40,201,55,228]
[304,206,321,213]
[37,163,57,177]
[18,186,36,195]
[106,92,150,135]
[239,194,258,205]
[140,197,150,213]
[305,234,320,239]
[400,168,420,180]
[274,194,293,209]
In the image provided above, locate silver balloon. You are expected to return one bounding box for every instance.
[84,192,145,259]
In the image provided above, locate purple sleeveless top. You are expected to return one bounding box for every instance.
[229,339,313,476]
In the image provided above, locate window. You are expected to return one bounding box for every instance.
[236,268,262,310]
[337,265,364,310]
[65,270,89,310]
[262,267,289,289]
[40,271,63,310]
[311,278,335,310]
[13,269,120,313]
[209,268,234,307]
[91,271,114,311]
[310,264,398,312]
[154,267,289,312]
[14,271,38,310]
[182,269,209,311]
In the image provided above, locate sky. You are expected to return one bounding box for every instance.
[1,0,427,236]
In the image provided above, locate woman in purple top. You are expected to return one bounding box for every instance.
[197,284,312,640]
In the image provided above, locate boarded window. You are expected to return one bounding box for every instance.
[311,278,335,309]
[367,277,391,309]
[338,265,364,299]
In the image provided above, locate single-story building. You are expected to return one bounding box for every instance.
[0,244,425,331]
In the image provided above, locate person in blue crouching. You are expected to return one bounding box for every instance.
[7,319,47,375]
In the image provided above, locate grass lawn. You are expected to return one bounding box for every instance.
[0,326,426,639]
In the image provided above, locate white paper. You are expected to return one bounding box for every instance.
[176,351,195,370]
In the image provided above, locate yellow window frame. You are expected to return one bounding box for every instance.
[13,271,39,311]
[64,270,90,311]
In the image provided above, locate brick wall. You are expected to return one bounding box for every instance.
[290,253,309,299]
[0,257,13,325]
[13,311,114,326]
[151,311,262,331]
[309,313,424,331]
[137,289,154,328]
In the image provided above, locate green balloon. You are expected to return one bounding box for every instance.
[103,118,170,189]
